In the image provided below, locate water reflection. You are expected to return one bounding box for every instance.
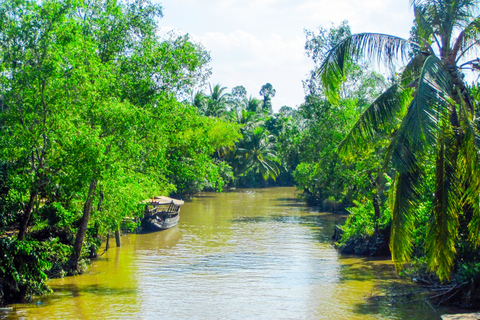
[3,187,453,319]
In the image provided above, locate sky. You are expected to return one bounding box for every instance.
[157,0,415,111]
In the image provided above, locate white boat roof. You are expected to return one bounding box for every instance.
[150,196,184,206]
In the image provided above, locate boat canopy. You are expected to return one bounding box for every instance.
[150,196,184,206]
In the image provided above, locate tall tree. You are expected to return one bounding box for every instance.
[234,127,280,180]
[259,83,276,114]
[0,0,83,240]
[231,85,247,106]
[317,0,480,280]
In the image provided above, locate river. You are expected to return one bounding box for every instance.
[2,187,454,319]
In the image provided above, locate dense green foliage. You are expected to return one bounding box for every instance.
[0,0,240,304]
[297,0,480,306]
[283,3,480,304]
[280,22,391,219]
[1,0,479,309]
[193,81,296,188]
[318,0,480,282]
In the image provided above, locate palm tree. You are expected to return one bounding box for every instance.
[245,96,263,113]
[206,83,230,117]
[192,91,207,114]
[318,0,480,280]
[236,108,264,131]
[235,127,280,180]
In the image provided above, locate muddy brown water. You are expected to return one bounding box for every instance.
[1,187,459,319]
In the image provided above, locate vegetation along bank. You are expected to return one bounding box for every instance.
[1,0,480,310]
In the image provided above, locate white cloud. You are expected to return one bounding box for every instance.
[158,0,414,110]
[195,30,310,108]
[199,30,304,66]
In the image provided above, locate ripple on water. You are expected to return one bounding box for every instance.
[3,188,451,320]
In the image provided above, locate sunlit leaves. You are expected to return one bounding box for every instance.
[318,33,416,104]
[317,0,480,281]
[339,84,410,158]
[426,122,461,281]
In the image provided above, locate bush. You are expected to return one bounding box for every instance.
[0,237,52,305]
[454,262,480,308]
[337,201,391,256]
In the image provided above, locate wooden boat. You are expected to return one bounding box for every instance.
[140,196,184,232]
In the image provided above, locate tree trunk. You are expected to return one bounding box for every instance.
[115,229,121,247]
[372,195,381,234]
[69,178,97,271]
[17,189,38,241]
[370,171,383,235]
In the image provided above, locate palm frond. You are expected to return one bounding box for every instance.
[457,16,480,61]
[338,84,410,157]
[387,56,457,274]
[413,0,479,56]
[390,169,423,270]
[426,122,461,282]
[386,96,426,271]
[448,0,480,29]
[468,189,480,247]
[318,33,416,103]
[413,5,437,49]
[386,97,424,173]
[457,88,480,247]
[412,55,453,151]
[401,53,428,87]
[259,157,280,180]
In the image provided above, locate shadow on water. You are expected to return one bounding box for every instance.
[333,257,451,319]
[49,284,137,298]
[275,202,309,207]
[353,300,444,320]
[274,197,305,202]
[351,277,470,319]
[21,284,138,310]
[185,194,216,199]
[338,257,397,282]
[350,280,449,320]
[273,196,309,208]
[231,215,305,224]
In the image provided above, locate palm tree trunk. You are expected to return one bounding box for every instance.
[69,178,97,271]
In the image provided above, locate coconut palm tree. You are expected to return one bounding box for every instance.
[245,96,263,113]
[318,0,480,280]
[206,83,230,117]
[235,127,280,180]
[192,91,207,114]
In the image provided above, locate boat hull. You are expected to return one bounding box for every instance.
[140,196,183,233]
[141,212,180,232]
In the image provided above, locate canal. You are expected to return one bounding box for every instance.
[2,187,451,319]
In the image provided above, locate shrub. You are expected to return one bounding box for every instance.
[0,237,51,305]
[337,201,391,256]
